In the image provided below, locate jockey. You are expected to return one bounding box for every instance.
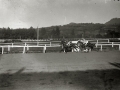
[67,41,72,46]
[80,38,88,45]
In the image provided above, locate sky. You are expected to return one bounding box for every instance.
[0,0,120,29]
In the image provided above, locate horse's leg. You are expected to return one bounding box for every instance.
[60,44,64,53]
[64,47,67,53]
[73,46,78,52]
[78,47,80,52]
[60,46,65,53]
[88,47,91,52]
[76,47,79,52]
[79,46,83,52]
[65,48,67,53]
[75,48,79,52]
[63,47,65,53]
[91,46,93,51]
[72,48,75,52]
[60,48,64,53]
[88,48,91,52]
[71,46,73,52]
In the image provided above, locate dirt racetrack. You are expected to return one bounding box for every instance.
[0,50,120,90]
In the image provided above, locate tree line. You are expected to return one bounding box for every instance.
[0,24,120,39]
[0,26,61,39]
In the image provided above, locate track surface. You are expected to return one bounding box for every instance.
[0,51,120,73]
[0,51,120,90]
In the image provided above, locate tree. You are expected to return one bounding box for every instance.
[28,27,36,39]
[55,26,60,37]
[40,28,46,38]
[51,29,56,38]
[41,28,46,35]
[96,34,103,38]
[71,29,75,38]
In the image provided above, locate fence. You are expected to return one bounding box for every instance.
[87,39,120,51]
[95,42,120,51]
[0,38,120,42]
[0,39,120,54]
[0,41,61,54]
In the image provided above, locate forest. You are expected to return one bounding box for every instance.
[0,22,120,39]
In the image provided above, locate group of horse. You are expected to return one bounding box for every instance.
[60,39,95,53]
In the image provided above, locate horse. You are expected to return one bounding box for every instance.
[77,41,95,52]
[69,42,80,52]
[77,41,85,51]
[86,42,95,51]
[60,40,80,53]
[60,40,71,53]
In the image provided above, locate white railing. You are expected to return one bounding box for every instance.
[0,38,120,42]
[0,41,61,54]
[0,44,61,54]
[1,39,120,54]
[88,39,110,43]
[95,43,120,51]
[0,41,61,47]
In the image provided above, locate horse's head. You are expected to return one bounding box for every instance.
[77,41,86,49]
[77,41,84,45]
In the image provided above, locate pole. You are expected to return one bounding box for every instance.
[27,45,29,51]
[112,42,113,47]
[97,40,98,44]
[12,43,13,48]
[25,43,26,46]
[100,45,102,51]
[119,45,120,51]
[50,42,51,46]
[95,43,98,48]
[37,27,39,41]
[8,45,10,52]
[23,46,26,54]
[2,47,4,54]
[43,44,46,53]
[108,39,109,43]
[37,27,39,46]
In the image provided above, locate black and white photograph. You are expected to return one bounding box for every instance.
[0,0,120,90]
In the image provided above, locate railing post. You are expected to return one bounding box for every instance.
[12,43,13,47]
[119,45,120,51]
[2,46,4,54]
[112,42,114,47]
[50,42,51,46]
[95,43,98,48]
[97,40,98,44]
[37,42,39,46]
[43,44,46,53]
[8,45,10,52]
[27,45,29,51]
[23,46,26,54]
[100,45,102,51]
[25,43,26,46]
[72,48,74,52]
[108,39,109,43]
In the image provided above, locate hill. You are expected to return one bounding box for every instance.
[41,17,120,38]
[0,18,120,39]
[105,18,120,25]
[43,23,104,38]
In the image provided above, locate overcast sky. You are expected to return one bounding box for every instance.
[0,0,120,29]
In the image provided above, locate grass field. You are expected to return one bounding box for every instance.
[0,51,120,90]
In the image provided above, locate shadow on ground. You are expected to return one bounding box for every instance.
[109,62,120,68]
[0,68,120,90]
